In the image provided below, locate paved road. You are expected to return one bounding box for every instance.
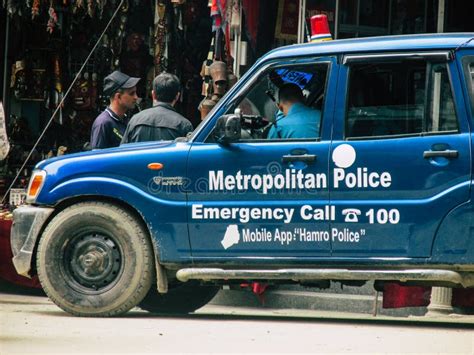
[1,292,473,354]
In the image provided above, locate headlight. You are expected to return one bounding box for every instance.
[26,170,46,203]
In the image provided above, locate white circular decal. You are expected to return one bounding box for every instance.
[332,144,356,168]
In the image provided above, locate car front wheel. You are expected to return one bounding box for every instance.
[36,202,154,317]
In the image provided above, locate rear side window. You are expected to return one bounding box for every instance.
[345,60,458,139]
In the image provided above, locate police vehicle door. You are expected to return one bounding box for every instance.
[186,59,337,260]
[329,52,471,257]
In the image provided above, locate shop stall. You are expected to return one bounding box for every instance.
[0,0,218,286]
[0,1,215,201]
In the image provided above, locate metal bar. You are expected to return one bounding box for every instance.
[176,268,473,287]
[372,290,379,317]
[437,0,445,33]
[432,71,442,131]
[388,0,392,34]
[233,36,240,77]
[424,0,428,32]
[2,14,10,116]
[297,0,307,43]
[335,0,339,39]
[233,0,242,77]
[356,0,360,36]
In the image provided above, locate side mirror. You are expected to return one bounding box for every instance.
[214,114,241,144]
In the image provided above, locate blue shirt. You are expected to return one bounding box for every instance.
[267,103,321,139]
[90,108,127,149]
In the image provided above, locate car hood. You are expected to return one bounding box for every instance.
[36,140,176,170]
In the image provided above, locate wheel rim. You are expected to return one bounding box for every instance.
[64,232,122,292]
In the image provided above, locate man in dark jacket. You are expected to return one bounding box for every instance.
[121,73,193,144]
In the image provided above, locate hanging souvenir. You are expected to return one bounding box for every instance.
[91,72,98,105]
[0,103,10,161]
[209,60,227,97]
[70,72,96,110]
[123,32,147,77]
[145,67,155,106]
[120,32,153,97]
[227,69,237,88]
[49,53,63,108]
[6,0,19,16]
[210,0,232,61]
[183,0,200,25]
[96,0,106,18]
[110,1,129,69]
[174,1,184,36]
[166,0,185,75]
[11,60,28,100]
[46,2,58,34]
[31,69,47,100]
[95,34,113,75]
[73,0,84,13]
[87,0,94,17]
[154,1,168,73]
[198,97,216,120]
[230,0,240,30]
[200,36,215,97]
[31,0,40,18]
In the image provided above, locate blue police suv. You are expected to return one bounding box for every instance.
[11,33,474,316]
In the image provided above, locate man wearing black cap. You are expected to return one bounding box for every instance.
[90,71,140,149]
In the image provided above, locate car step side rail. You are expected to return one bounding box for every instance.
[176,268,474,287]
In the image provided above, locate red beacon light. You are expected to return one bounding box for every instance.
[310,14,333,42]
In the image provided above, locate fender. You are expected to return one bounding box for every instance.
[44,176,191,263]
[432,199,474,266]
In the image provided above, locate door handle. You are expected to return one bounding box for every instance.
[282,154,317,163]
[423,150,458,159]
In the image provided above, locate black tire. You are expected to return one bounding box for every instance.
[139,281,219,314]
[36,202,154,317]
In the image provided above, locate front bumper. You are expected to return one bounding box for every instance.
[11,205,54,277]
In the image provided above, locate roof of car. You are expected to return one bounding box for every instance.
[262,33,474,62]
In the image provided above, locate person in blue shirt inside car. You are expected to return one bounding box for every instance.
[267,83,321,139]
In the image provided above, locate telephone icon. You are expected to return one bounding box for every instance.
[342,208,361,223]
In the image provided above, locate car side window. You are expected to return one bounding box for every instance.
[345,59,459,140]
[207,63,329,142]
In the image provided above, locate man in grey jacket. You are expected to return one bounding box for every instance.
[121,73,193,144]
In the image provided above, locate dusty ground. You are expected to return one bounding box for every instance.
[1,290,473,355]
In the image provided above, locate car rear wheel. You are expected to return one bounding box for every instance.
[139,281,219,314]
[36,202,154,317]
